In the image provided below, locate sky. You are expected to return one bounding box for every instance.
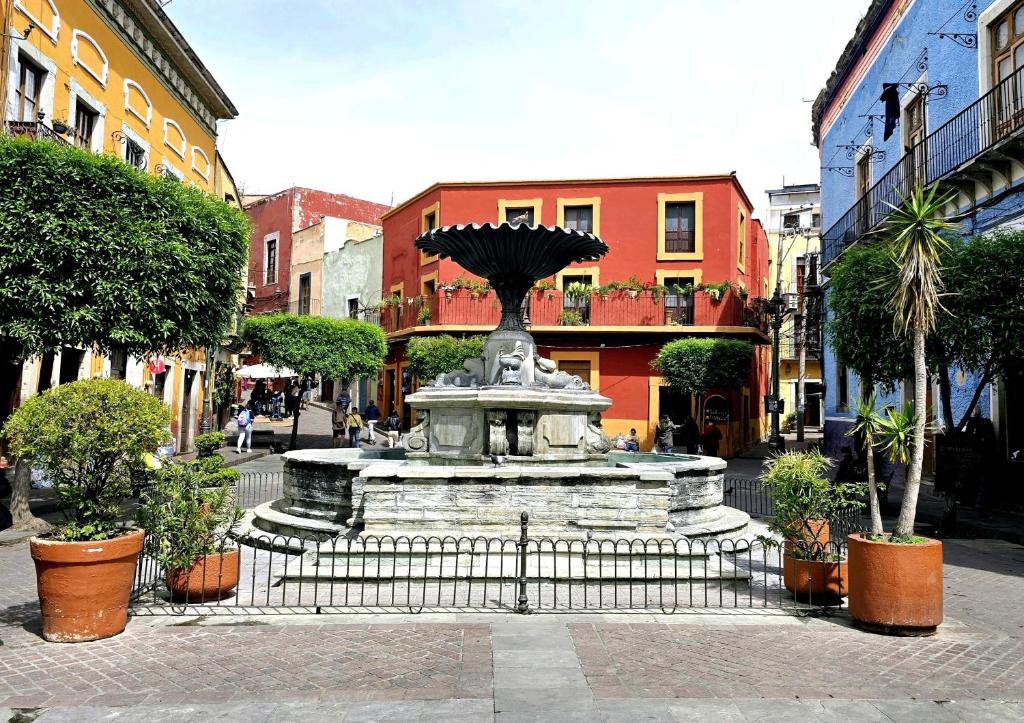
[165,0,868,219]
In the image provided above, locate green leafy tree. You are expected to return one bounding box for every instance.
[241,313,387,450]
[0,136,250,531]
[407,335,486,382]
[881,185,958,539]
[848,395,885,534]
[654,338,753,422]
[2,379,171,541]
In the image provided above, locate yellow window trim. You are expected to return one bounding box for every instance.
[549,351,600,392]
[655,268,703,288]
[737,204,747,273]
[389,282,404,300]
[420,202,441,266]
[657,192,703,261]
[420,270,438,296]
[497,198,543,225]
[556,196,601,237]
[555,266,600,290]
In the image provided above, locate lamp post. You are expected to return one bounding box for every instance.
[767,287,788,453]
[200,345,216,436]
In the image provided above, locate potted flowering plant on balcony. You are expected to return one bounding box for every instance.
[2,378,171,642]
[621,275,645,299]
[761,451,864,604]
[534,279,556,298]
[138,462,244,602]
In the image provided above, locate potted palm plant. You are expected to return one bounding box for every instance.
[2,379,171,642]
[138,462,244,602]
[761,451,864,603]
[847,184,957,636]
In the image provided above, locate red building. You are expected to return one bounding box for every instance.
[379,174,771,454]
[244,187,390,314]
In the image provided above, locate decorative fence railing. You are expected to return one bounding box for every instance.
[822,64,1024,266]
[236,471,284,509]
[723,475,864,542]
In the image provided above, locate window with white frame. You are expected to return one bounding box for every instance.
[264,234,279,286]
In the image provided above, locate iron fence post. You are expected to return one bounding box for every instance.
[516,511,530,613]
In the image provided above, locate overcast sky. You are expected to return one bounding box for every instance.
[166,0,867,219]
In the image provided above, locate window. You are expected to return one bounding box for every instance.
[782,213,801,229]
[664,202,695,252]
[297,273,311,315]
[837,363,849,412]
[905,92,927,180]
[422,278,436,296]
[15,54,44,122]
[348,298,360,319]
[737,210,747,269]
[556,359,591,386]
[73,100,99,148]
[561,273,593,323]
[563,205,593,233]
[264,236,278,285]
[811,213,821,228]
[662,276,695,325]
[109,348,128,381]
[125,138,146,169]
[505,207,534,225]
[424,211,437,231]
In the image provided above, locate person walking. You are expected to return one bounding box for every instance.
[681,415,701,455]
[345,405,364,449]
[286,380,301,418]
[656,414,678,454]
[364,400,381,445]
[702,421,723,457]
[336,387,351,414]
[332,400,346,448]
[235,402,254,454]
[384,407,401,448]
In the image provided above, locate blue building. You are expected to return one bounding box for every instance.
[812,0,1023,480]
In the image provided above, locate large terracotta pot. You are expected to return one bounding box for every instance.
[783,518,830,592]
[785,555,847,604]
[30,528,144,643]
[165,549,240,602]
[847,533,943,635]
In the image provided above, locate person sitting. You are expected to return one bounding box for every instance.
[624,428,641,453]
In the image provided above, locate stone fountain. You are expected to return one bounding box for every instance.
[252,222,749,544]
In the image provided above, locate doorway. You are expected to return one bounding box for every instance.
[180,369,196,452]
[658,386,693,447]
[804,382,823,427]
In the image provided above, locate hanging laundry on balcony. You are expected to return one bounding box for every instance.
[880,83,900,140]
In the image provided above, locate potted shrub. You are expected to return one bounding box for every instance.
[844,185,957,636]
[139,462,244,602]
[416,304,432,326]
[193,431,225,458]
[761,451,864,604]
[558,309,586,326]
[2,379,171,642]
[622,275,644,299]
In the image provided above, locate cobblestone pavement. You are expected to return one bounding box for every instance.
[2,534,1023,721]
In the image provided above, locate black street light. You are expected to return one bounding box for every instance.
[766,286,790,453]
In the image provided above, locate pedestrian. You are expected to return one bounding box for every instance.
[300,378,312,410]
[624,428,641,453]
[235,402,254,454]
[345,405,364,449]
[331,400,346,448]
[270,388,283,419]
[702,421,723,457]
[384,406,401,448]
[287,379,301,418]
[656,414,678,454]
[682,415,701,455]
[336,387,351,415]
[364,400,381,445]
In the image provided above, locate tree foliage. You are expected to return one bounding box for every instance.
[826,242,912,389]
[0,135,251,358]
[407,335,486,381]
[655,338,753,394]
[1,379,171,541]
[242,313,387,381]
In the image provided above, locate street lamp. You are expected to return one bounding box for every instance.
[766,286,790,453]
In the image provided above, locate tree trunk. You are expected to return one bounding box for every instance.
[894,327,927,538]
[956,364,993,431]
[289,408,300,451]
[938,366,955,432]
[860,380,883,535]
[9,459,52,534]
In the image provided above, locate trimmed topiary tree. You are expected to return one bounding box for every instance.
[654,338,754,422]
[241,314,387,450]
[407,335,486,382]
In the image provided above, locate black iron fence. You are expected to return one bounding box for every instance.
[723,475,864,541]
[822,64,1024,266]
[236,471,284,509]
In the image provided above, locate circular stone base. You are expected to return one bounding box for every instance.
[669,506,750,540]
[251,501,351,541]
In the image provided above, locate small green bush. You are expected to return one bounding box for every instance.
[655,338,753,394]
[407,335,486,381]
[558,310,586,326]
[194,432,225,457]
[2,378,171,541]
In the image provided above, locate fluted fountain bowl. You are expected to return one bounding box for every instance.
[416,223,608,331]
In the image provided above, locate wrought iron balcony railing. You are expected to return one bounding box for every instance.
[5,120,71,146]
[822,64,1024,266]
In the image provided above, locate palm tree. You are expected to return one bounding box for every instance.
[881,184,958,538]
[848,390,884,534]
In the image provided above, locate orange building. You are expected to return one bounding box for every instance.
[378,175,771,454]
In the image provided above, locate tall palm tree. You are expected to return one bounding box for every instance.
[882,184,958,538]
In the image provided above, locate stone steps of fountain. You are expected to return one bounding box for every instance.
[251,501,351,541]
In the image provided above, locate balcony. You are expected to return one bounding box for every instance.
[374,289,767,335]
[822,65,1024,266]
[5,120,71,146]
[288,298,321,316]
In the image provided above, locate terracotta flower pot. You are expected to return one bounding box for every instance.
[785,555,847,604]
[30,528,144,643]
[782,518,830,592]
[165,548,240,602]
[847,533,943,636]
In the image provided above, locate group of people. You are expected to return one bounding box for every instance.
[656,414,722,456]
[331,390,401,449]
[245,378,312,420]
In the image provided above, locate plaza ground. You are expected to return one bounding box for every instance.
[2,410,1023,721]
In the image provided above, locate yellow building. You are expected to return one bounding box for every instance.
[765,183,823,432]
[1,0,238,452]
